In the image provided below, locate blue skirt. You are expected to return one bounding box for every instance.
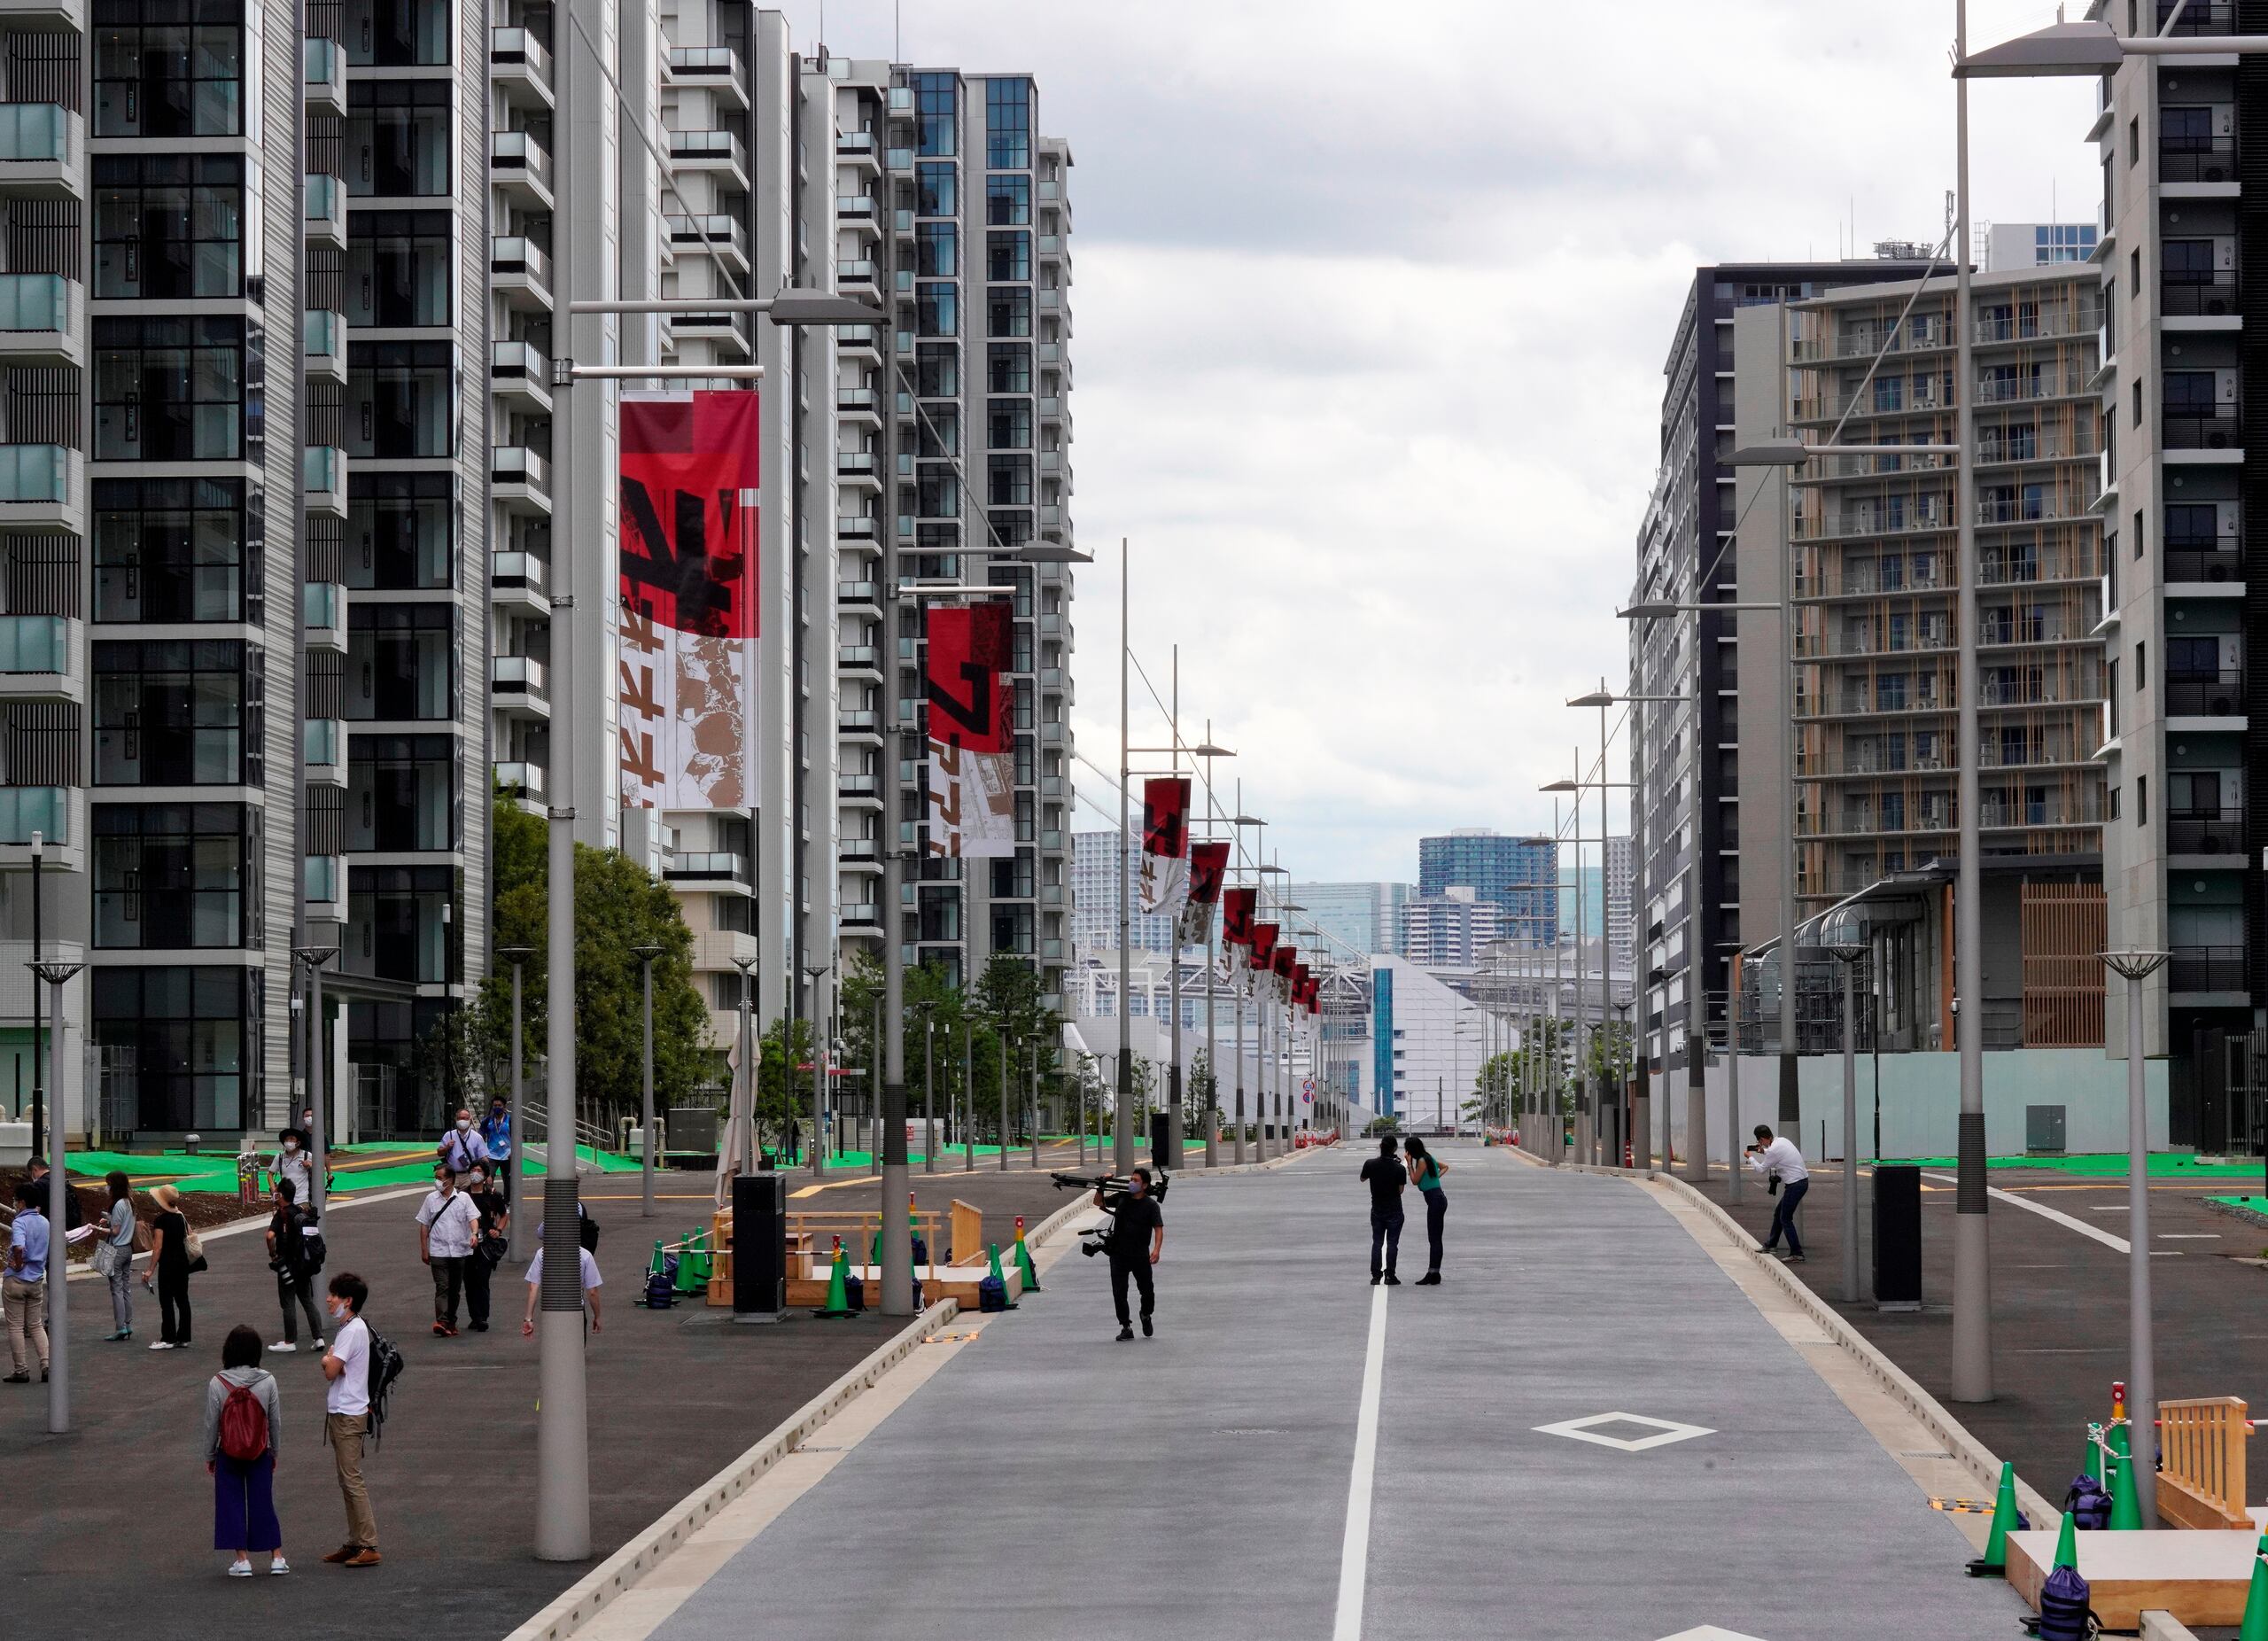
[213,1453,281,1552]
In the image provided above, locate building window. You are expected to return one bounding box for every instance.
[916,222,958,277]
[916,281,959,337]
[988,455,1031,507]
[93,476,260,624]
[347,470,455,590]
[93,638,259,786]
[343,0,451,66]
[346,603,456,720]
[984,78,1030,169]
[93,315,254,462]
[916,467,959,518]
[987,398,1031,450]
[912,71,957,157]
[346,80,453,197]
[914,344,958,399]
[347,863,460,984]
[2135,773,2147,826]
[988,343,1031,393]
[91,964,251,1130]
[987,230,1030,281]
[347,339,456,460]
[987,285,1031,338]
[986,174,1029,225]
[916,406,960,457]
[346,209,453,327]
[94,801,256,949]
[92,153,247,299]
[349,733,458,852]
[93,0,245,137]
[914,160,955,217]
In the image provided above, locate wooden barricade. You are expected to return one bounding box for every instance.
[950,1199,983,1264]
[2158,1396,2251,1531]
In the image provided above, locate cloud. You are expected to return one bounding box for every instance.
[774,0,2101,879]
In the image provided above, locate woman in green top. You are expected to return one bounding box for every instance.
[1402,1137,1449,1285]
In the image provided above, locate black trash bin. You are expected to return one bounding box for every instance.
[1149,1111,1172,1170]
[1871,1163,1922,1310]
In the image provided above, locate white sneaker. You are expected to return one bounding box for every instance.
[311,1337,325,1350]
[147,1341,177,1350]
[228,1559,252,1578]
[268,1342,297,1354]
[268,1557,290,1576]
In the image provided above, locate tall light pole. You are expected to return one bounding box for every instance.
[802,962,832,1176]
[915,999,936,1173]
[961,1015,975,1171]
[734,955,756,1178]
[633,945,661,1215]
[2104,948,2171,1522]
[496,946,531,1259]
[27,831,41,1157]
[32,957,80,1433]
[1822,912,1869,1304]
[292,945,339,1226]
[1115,535,1134,1172]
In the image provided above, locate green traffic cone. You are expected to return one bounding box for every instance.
[987,1241,1019,1309]
[2109,1420,2144,1530]
[2052,1510,2079,1572]
[816,1240,854,1318]
[1014,1227,1040,1294]
[2081,1420,2104,1485]
[2239,1533,2268,1641]
[674,1232,704,1294]
[649,1238,666,1279]
[1978,1462,2019,1572]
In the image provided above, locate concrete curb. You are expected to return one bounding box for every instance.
[1519,1151,2060,1528]
[2202,1195,2268,1234]
[501,1294,961,1641]
[1178,1142,1330,1178]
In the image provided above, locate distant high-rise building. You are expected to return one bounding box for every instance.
[1604,836,1635,980]
[1287,883,1412,960]
[1070,831,1174,958]
[1400,888,1504,968]
[1417,829,1555,945]
[1981,221,2100,271]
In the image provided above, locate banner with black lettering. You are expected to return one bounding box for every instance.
[1138,776,1192,915]
[1177,839,1231,946]
[617,391,760,811]
[922,601,1017,858]
[1222,886,1256,947]
[1247,921,1278,972]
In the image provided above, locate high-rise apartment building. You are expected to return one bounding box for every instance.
[2088,0,2266,1145]
[1399,887,1503,968]
[1630,256,1936,1084]
[1416,828,1555,945]
[1603,835,1635,979]
[1069,829,1171,958]
[1286,882,1411,960]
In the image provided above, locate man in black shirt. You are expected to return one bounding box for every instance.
[1092,1166,1165,1342]
[1359,1136,1408,1286]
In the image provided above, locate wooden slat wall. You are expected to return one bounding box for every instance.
[2022,880,2106,1047]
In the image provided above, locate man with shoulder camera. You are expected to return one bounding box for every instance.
[1091,1166,1165,1342]
[1744,1124,1810,1264]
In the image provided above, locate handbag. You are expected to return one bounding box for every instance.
[184,1227,208,1274]
[93,1240,123,1278]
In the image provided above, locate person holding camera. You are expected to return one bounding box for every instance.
[1091,1166,1165,1342]
[1744,1124,1810,1264]
[265,1177,325,1353]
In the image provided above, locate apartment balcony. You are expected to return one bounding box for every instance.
[0,787,77,873]
[0,104,81,198]
[838,771,883,807]
[836,514,879,543]
[665,44,747,110]
[835,579,881,615]
[489,27,555,112]
[0,273,74,365]
[304,854,346,923]
[2164,408,2242,454]
[835,451,882,492]
[664,849,754,890]
[305,35,346,116]
[836,707,882,744]
[303,445,346,519]
[837,645,882,681]
[1978,617,2086,650]
[304,717,346,787]
[835,324,883,364]
[2157,0,2235,32]
[2170,811,2245,858]
[491,655,549,719]
[489,129,554,210]
[0,0,82,29]
[2166,541,2244,586]
[2171,945,2247,997]
[305,173,346,249]
[490,339,552,413]
[667,308,749,352]
[836,259,881,303]
[489,549,548,613]
[840,835,882,867]
[0,613,78,704]
[2162,141,2237,187]
[840,903,882,931]
[302,580,347,654]
[493,759,546,804]
[835,128,880,170]
[0,444,78,533]
[836,385,882,429]
[886,144,913,174]
[2164,275,2239,321]
[667,129,747,191]
[490,237,554,311]
[304,307,347,385]
[837,193,877,227]
[2165,672,2246,720]
[492,446,552,515]
[663,214,748,273]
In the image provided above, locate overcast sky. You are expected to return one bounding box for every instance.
[775,0,2100,883]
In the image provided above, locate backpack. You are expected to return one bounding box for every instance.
[362,1327,406,1449]
[295,1216,327,1278]
[216,1379,269,1462]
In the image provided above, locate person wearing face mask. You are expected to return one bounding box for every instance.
[318,1273,380,1567]
[435,1108,489,1180]
[415,1164,479,1337]
[1091,1166,1165,1342]
[460,1166,506,1332]
[266,1177,324,1354]
[270,1127,314,1209]
[478,1098,513,1202]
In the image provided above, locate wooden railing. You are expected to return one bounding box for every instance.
[2158,1396,2251,1531]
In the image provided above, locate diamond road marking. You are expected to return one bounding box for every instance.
[1654,1629,1770,1641]
[1532,1411,1716,1453]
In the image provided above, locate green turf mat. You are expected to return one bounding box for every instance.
[1891,1152,2264,1178]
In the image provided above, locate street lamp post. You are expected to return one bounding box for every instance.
[961,1018,975,1171]
[27,831,42,1158]
[916,1001,936,1173]
[803,963,832,1177]
[496,946,530,1258]
[292,945,339,1227]
[32,958,81,1433]
[2103,948,2172,1524]
[1821,912,1869,1304]
[633,945,661,1217]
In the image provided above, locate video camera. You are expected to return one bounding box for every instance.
[1051,1168,1169,1257]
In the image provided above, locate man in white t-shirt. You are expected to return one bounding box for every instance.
[415,1164,480,1337]
[319,1272,379,1567]
[1744,1124,1812,1264]
[522,1242,603,1338]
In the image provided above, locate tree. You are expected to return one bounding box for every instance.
[1189,1047,1217,1117]
[469,781,710,1133]
[757,1015,819,1145]
[1585,1019,1634,1092]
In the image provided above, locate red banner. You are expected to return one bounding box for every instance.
[1141,777,1191,858]
[1273,945,1296,981]
[617,391,761,811]
[1247,921,1278,970]
[1186,841,1230,904]
[923,601,1015,857]
[1222,887,1256,946]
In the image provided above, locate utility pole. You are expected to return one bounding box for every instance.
[34,957,81,1433]
[498,948,529,1259]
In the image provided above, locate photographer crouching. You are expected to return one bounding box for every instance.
[1744,1124,1809,1264]
[1091,1166,1165,1342]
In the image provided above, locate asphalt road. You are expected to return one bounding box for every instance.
[621,1143,2018,1641]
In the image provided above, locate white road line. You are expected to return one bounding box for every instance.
[1333,1285,1388,1641]
[1921,1173,2128,1253]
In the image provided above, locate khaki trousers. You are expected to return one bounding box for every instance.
[1,1272,46,1373]
[326,1411,377,1547]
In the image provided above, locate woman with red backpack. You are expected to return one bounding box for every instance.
[202,1325,286,1577]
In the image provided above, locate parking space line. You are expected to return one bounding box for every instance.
[1332,1285,1387,1641]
